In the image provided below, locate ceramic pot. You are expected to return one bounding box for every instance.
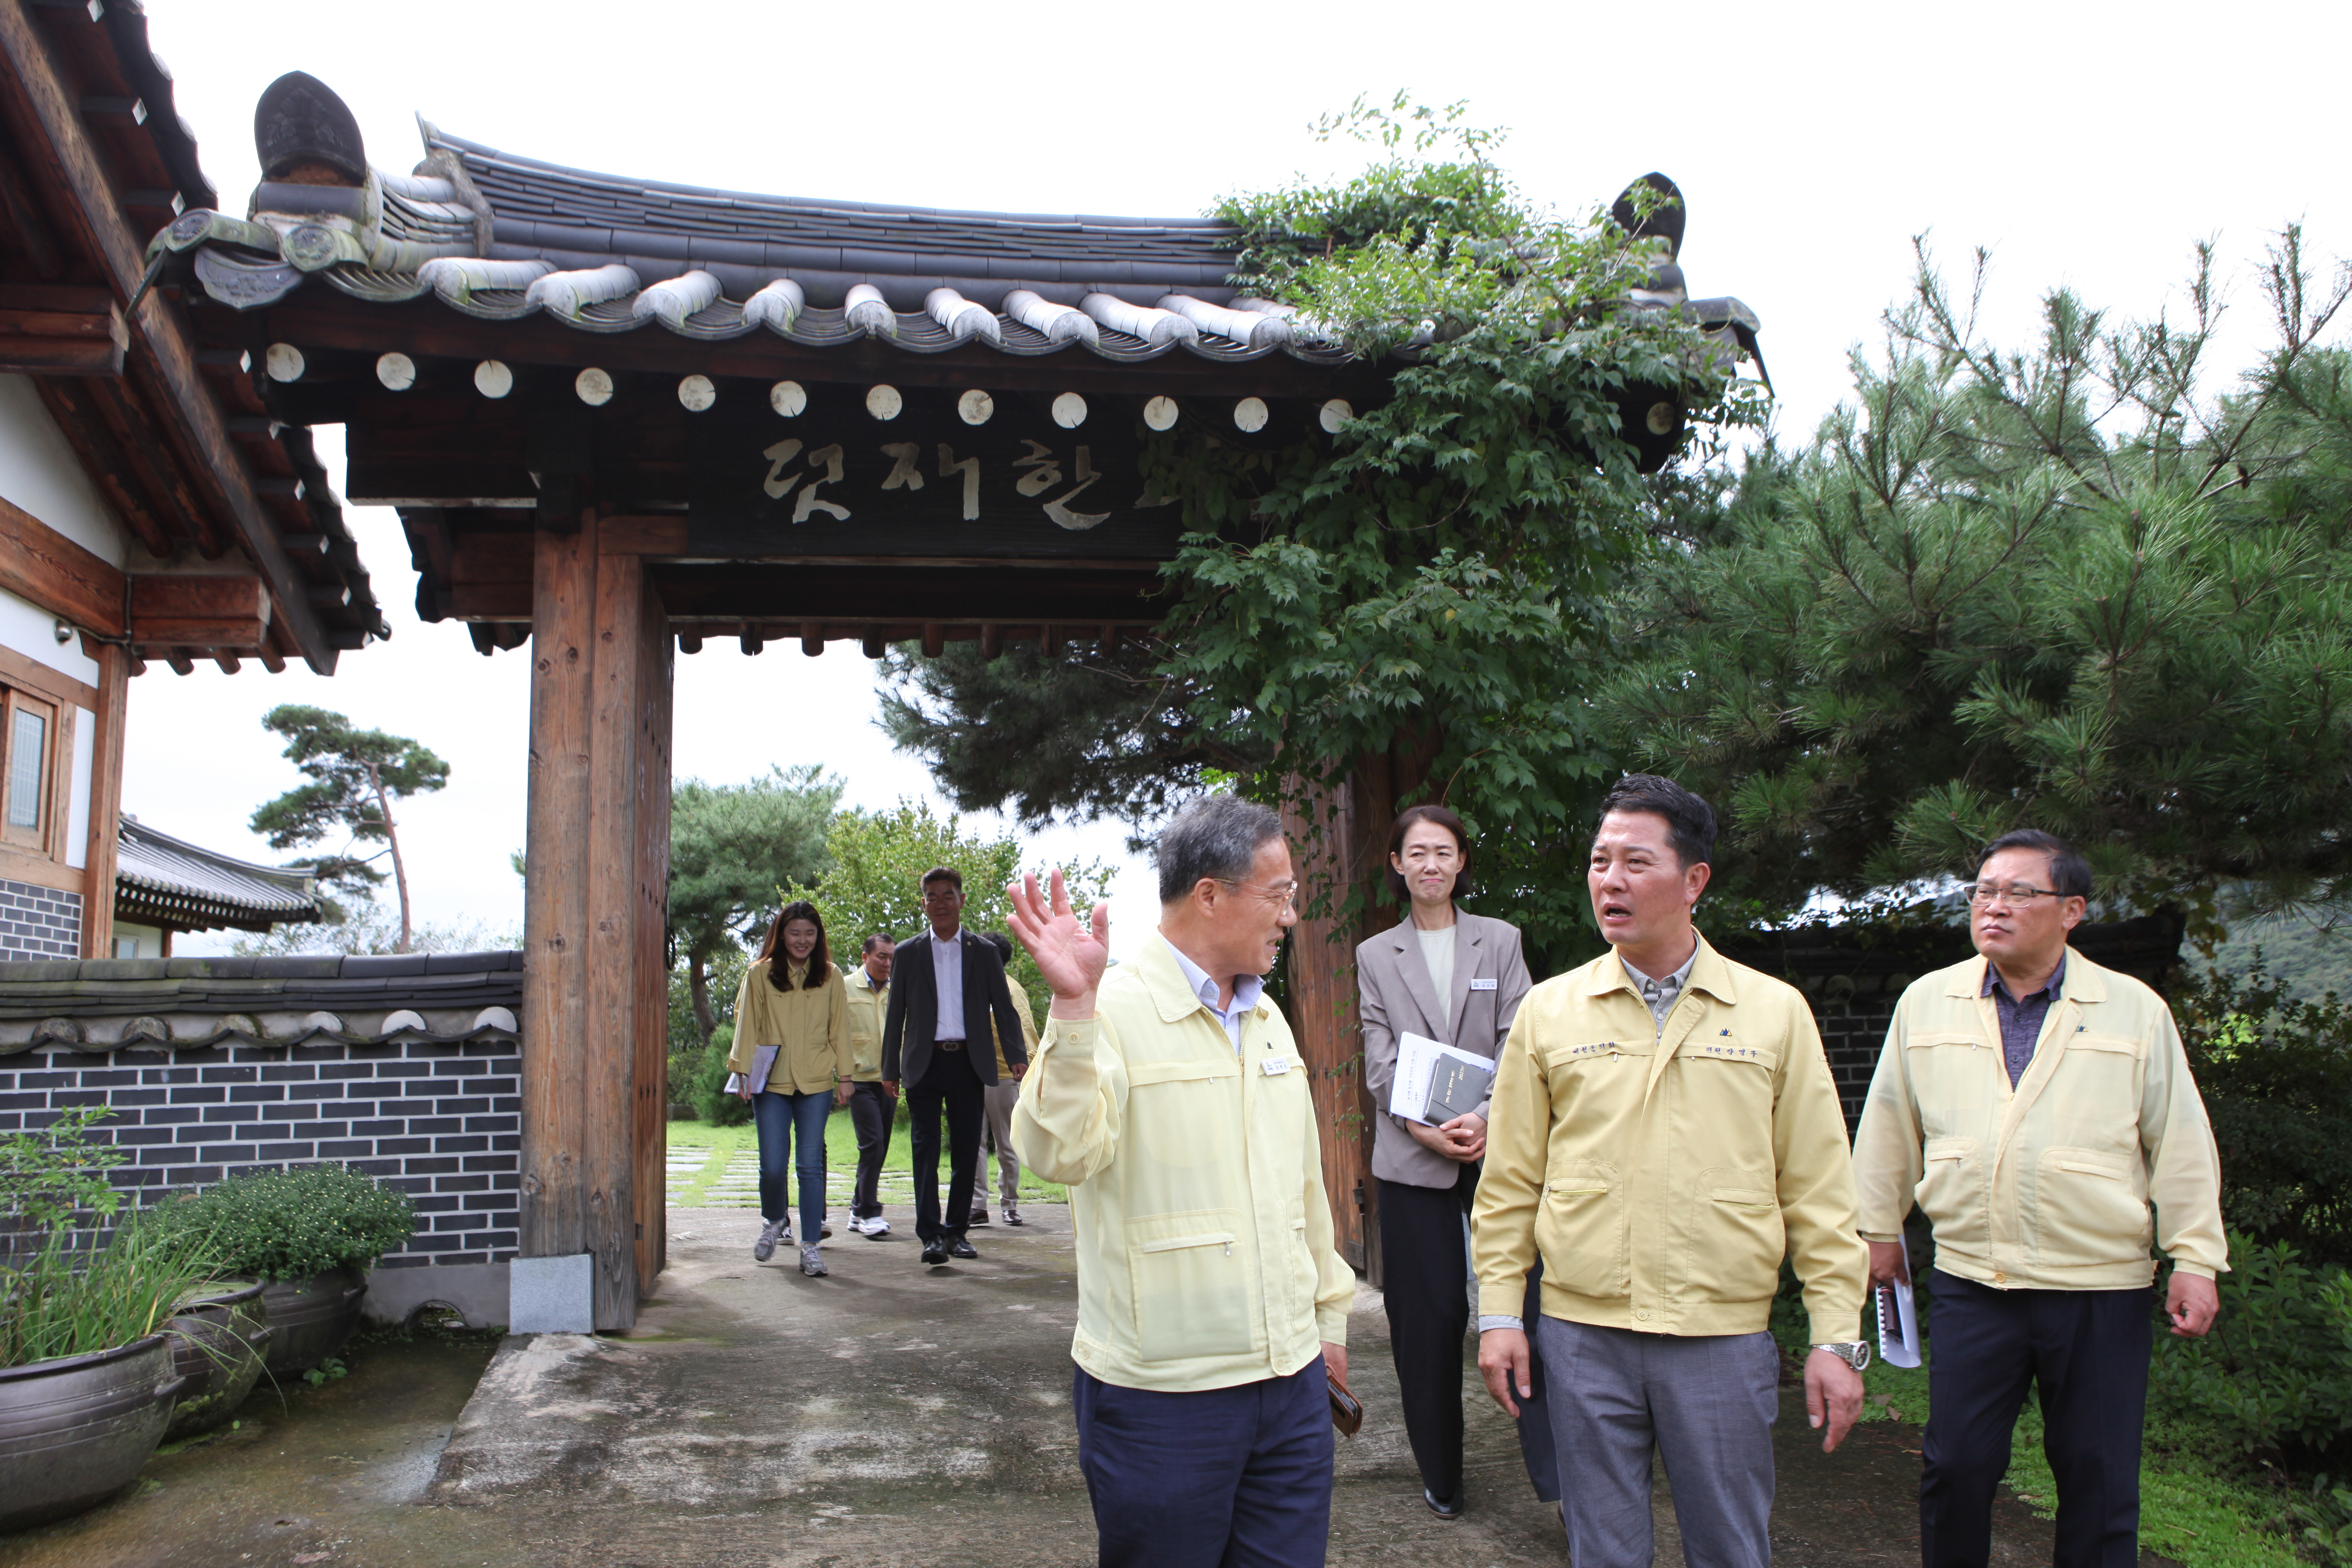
[259,1266,367,1375]
[162,1281,273,1441]
[0,1335,188,1531]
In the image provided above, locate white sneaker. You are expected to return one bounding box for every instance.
[753,1219,787,1261]
[858,1216,891,1238]
[799,1241,828,1277]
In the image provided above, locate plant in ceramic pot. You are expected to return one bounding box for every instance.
[149,1164,414,1376]
[1,1110,222,1532]
[160,1279,273,1442]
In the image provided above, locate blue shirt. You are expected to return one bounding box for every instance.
[932,928,965,1041]
[1164,936,1264,1053]
[1982,954,2067,1087]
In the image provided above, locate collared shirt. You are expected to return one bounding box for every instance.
[932,927,965,1040]
[1165,939,1264,1052]
[1621,942,1700,1034]
[1982,954,2067,1087]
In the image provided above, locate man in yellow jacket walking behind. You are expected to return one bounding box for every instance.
[1009,795,1355,1568]
[1473,774,1870,1568]
[1852,829,2226,1568]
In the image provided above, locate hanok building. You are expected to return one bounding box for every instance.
[76,59,1763,1326]
[0,2,383,965]
[110,812,320,957]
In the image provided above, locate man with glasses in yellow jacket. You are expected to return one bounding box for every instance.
[1852,829,2226,1568]
[1008,795,1354,1568]
[1473,774,1870,1568]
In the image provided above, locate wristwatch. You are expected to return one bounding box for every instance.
[1811,1341,1871,1372]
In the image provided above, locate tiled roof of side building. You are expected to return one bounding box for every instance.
[112,815,321,931]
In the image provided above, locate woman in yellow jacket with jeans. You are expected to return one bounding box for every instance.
[729,900,852,1277]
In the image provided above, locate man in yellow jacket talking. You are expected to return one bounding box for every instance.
[1473,774,1870,1568]
[1008,795,1354,1568]
[1852,829,2226,1568]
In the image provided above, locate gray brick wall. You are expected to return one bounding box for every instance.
[0,879,80,961]
[0,1035,520,1268]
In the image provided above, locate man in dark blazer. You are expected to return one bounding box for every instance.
[883,865,1028,1265]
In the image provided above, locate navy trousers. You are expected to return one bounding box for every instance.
[906,1047,983,1243]
[1074,1358,1333,1567]
[1921,1269,2153,1568]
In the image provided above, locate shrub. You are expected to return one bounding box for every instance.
[0,1216,221,1368]
[1,1105,125,1239]
[694,1023,750,1127]
[152,1164,414,1282]
[2150,1232,2352,1464]
[2177,961,2352,1269]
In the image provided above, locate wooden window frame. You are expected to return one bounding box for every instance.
[0,641,96,889]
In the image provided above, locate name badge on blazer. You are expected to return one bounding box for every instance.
[1261,1055,1292,1076]
[1469,978,1498,991]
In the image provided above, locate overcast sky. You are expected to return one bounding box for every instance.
[126,0,2347,955]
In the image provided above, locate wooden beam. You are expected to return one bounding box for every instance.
[0,492,124,633]
[77,638,123,959]
[29,376,172,557]
[0,281,126,374]
[583,539,646,1328]
[632,579,673,1291]
[0,0,341,670]
[520,516,598,1295]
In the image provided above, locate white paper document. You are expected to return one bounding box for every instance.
[1876,1279,1921,1368]
[1389,1031,1497,1127]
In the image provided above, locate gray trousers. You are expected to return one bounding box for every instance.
[1534,1315,1779,1568]
[977,1078,1020,1208]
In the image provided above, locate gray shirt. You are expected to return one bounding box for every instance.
[1982,954,2066,1087]
[932,928,965,1041]
[1621,944,1700,1035]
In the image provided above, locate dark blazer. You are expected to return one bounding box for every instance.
[1356,909,1532,1188]
[882,926,1026,1088]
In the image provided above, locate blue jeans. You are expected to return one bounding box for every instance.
[1074,1357,1333,1567]
[753,1089,830,1238]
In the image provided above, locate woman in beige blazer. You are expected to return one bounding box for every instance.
[1357,804,1535,1520]
[727,900,851,1278]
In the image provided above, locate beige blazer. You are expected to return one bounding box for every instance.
[1357,909,1532,1188]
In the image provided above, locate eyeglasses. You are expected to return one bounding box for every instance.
[1222,878,1302,910]
[1965,882,2066,907]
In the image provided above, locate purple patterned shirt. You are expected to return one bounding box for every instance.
[1981,954,2067,1087]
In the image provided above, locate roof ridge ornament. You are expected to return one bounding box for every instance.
[255,71,366,185]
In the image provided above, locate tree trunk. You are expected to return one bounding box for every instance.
[688,950,716,1044]
[367,762,412,954]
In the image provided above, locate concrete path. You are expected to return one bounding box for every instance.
[2,1201,2100,1567]
[428,1206,2063,1566]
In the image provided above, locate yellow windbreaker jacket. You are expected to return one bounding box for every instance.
[1012,935,1354,1393]
[989,984,1040,1080]
[1472,934,1869,1345]
[845,965,888,1082]
[1851,950,2227,1290]
[726,959,851,1094]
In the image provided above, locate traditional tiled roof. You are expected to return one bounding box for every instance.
[0,949,522,1053]
[0,5,387,668]
[112,815,320,933]
[147,75,1764,379]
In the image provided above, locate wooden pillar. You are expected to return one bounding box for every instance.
[520,513,672,1330]
[1282,761,1394,1278]
[79,641,126,958]
[630,576,673,1290]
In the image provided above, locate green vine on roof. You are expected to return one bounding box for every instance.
[1156,97,1763,935]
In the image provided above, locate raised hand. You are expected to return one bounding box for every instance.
[1005,869,1109,1013]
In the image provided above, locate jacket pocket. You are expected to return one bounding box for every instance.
[1127,1207,1255,1362]
[1533,1163,1627,1298]
[2030,1147,2150,1268]
[1914,1137,1987,1254]
[1689,1169,1785,1303]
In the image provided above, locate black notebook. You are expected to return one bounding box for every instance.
[1424,1055,1495,1123]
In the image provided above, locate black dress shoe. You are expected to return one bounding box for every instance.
[921,1241,949,1265]
[946,1237,979,1259]
[1424,1488,1465,1520]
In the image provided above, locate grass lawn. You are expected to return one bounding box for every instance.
[665,1106,1067,1209]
